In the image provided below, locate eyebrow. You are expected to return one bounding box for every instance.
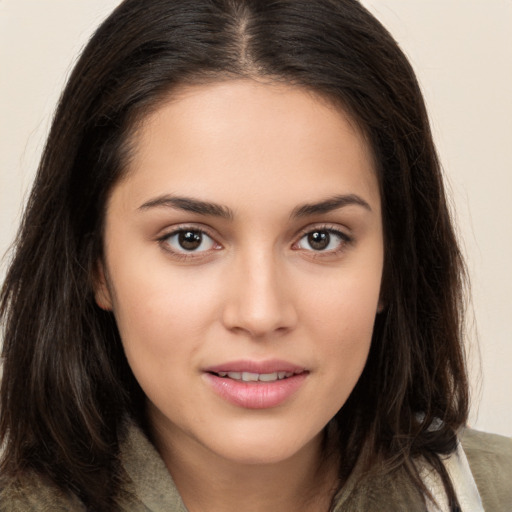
[138,193,371,220]
[291,194,372,218]
[138,195,234,220]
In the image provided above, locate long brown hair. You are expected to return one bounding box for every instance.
[1,0,468,509]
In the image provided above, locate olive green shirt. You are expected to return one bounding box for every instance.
[1,424,511,511]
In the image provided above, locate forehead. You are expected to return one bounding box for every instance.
[115,79,379,214]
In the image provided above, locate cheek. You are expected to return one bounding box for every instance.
[313,302,375,420]
[109,252,219,328]
[106,257,222,380]
[300,264,381,389]
[109,275,206,410]
[303,264,381,335]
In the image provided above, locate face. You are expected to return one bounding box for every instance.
[97,79,383,467]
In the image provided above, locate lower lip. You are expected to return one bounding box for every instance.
[203,372,308,409]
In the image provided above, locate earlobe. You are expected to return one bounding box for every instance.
[377,272,389,314]
[376,295,387,314]
[93,261,113,311]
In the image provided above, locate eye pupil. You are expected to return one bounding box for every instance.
[178,231,202,250]
[308,231,330,250]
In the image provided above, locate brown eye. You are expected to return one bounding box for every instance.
[163,229,217,253]
[307,231,330,250]
[296,228,349,252]
[178,230,203,250]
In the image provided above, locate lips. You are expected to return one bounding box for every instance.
[203,360,308,409]
[205,359,305,375]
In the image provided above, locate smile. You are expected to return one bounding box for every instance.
[213,371,297,382]
[203,361,308,409]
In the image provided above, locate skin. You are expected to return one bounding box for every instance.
[96,79,384,512]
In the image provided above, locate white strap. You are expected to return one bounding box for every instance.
[418,442,484,512]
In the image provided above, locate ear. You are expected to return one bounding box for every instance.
[377,266,390,314]
[93,260,113,311]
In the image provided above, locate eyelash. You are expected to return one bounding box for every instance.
[157,224,353,261]
[157,225,221,261]
[293,225,353,256]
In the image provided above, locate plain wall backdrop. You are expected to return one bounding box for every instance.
[1,0,511,436]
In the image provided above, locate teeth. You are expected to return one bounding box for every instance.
[219,371,296,382]
[259,372,278,382]
[242,372,259,382]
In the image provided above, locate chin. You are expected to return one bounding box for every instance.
[204,424,323,466]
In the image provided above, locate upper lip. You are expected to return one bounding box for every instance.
[204,359,306,374]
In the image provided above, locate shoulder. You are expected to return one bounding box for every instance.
[0,472,86,512]
[118,420,189,511]
[460,428,512,511]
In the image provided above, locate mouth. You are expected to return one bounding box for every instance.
[203,360,308,409]
[208,370,303,382]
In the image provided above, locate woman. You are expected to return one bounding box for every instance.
[0,0,510,510]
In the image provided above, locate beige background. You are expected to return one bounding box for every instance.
[1,1,511,436]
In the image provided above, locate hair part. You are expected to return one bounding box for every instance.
[1,1,468,509]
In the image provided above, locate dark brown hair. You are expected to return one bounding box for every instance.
[0,0,468,509]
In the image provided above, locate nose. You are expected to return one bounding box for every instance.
[221,251,298,338]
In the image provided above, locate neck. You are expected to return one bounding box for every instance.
[150,422,339,512]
